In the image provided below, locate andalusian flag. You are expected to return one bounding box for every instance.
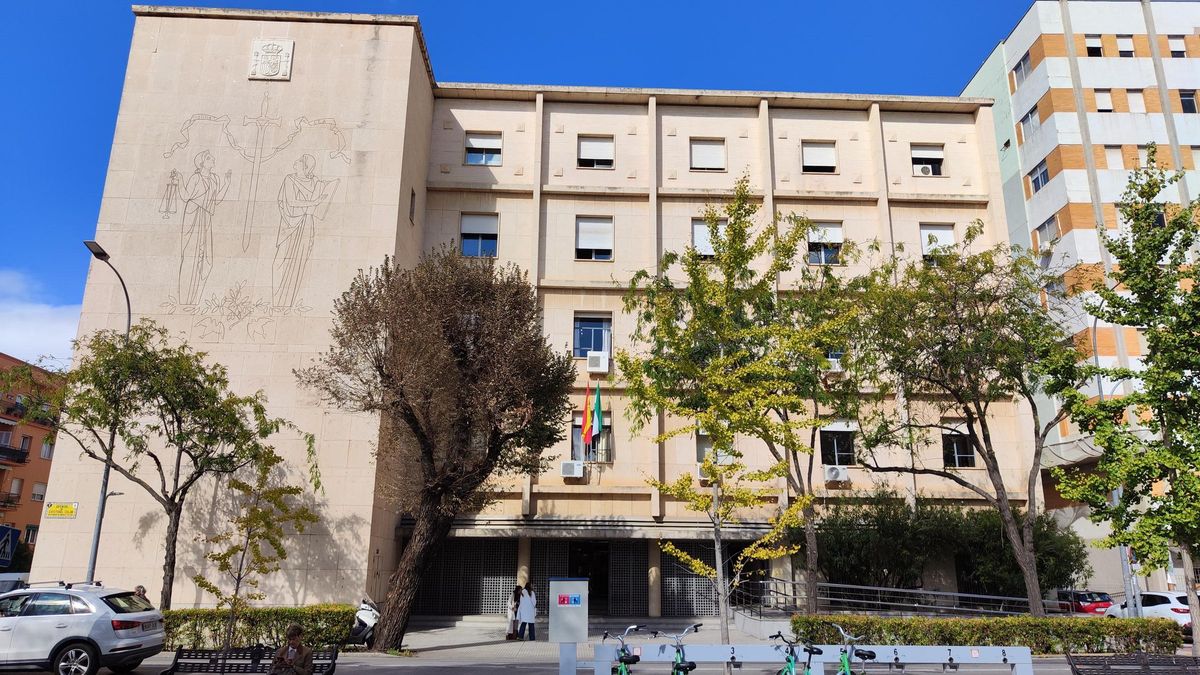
[581,381,594,445]
[591,381,604,443]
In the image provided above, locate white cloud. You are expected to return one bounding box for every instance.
[0,269,80,366]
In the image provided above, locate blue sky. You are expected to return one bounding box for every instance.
[0,0,1030,362]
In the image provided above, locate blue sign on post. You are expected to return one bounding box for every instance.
[0,526,20,568]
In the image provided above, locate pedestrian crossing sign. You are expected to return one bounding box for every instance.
[0,526,20,568]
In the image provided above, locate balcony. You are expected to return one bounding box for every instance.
[0,445,30,465]
[0,493,19,508]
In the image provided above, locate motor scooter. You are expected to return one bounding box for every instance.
[348,597,380,649]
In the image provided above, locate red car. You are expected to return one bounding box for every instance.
[1056,590,1114,614]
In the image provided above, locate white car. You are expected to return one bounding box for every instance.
[0,583,164,675]
[1104,591,1193,630]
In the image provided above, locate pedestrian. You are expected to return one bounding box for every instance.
[269,623,314,675]
[516,581,537,641]
[506,585,522,640]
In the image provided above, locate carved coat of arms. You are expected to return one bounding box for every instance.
[249,39,294,80]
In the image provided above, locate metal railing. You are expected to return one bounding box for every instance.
[0,445,29,464]
[732,578,1068,619]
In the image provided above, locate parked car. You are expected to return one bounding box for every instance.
[1104,591,1192,631]
[0,583,164,675]
[1054,589,1114,615]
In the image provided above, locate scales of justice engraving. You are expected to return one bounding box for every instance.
[157,93,349,340]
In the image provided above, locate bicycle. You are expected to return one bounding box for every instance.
[832,623,876,675]
[768,631,822,675]
[602,624,646,675]
[650,623,702,674]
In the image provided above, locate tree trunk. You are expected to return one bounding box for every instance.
[802,502,820,614]
[1178,546,1200,656]
[160,505,182,610]
[995,500,1044,616]
[373,500,455,652]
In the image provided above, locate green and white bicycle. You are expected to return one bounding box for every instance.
[768,630,822,675]
[603,624,646,675]
[832,623,876,675]
[650,623,702,674]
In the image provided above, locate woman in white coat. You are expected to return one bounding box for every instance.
[516,582,538,641]
[506,586,521,640]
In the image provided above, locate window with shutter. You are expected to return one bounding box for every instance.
[575,216,614,260]
[691,218,726,259]
[919,224,955,264]
[807,222,843,265]
[1105,146,1124,170]
[577,136,615,169]
[1128,90,1145,114]
[911,144,945,176]
[801,141,837,173]
[1095,90,1113,113]
[1169,36,1187,58]
[1086,35,1103,57]
[464,132,503,166]
[460,213,498,258]
[689,138,726,171]
[1116,35,1134,57]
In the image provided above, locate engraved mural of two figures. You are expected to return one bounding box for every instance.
[167,150,339,313]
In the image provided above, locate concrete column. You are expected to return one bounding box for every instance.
[769,553,793,583]
[648,540,662,617]
[518,536,532,586]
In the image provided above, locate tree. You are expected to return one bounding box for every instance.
[952,509,1091,597]
[193,449,319,650]
[850,224,1086,616]
[652,453,804,645]
[1055,147,1200,650]
[617,177,849,624]
[11,321,311,608]
[296,248,575,651]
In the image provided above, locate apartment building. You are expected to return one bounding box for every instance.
[31,6,1031,614]
[964,0,1200,592]
[0,353,58,565]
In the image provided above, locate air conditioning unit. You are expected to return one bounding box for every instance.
[824,465,850,483]
[561,460,585,479]
[914,164,934,177]
[586,351,610,373]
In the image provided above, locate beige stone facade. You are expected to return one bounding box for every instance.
[34,6,1031,615]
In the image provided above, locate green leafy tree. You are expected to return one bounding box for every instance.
[953,509,1092,597]
[1055,147,1200,650]
[851,224,1086,616]
[193,450,319,650]
[618,177,850,632]
[296,249,575,651]
[8,321,313,609]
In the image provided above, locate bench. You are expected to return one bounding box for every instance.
[160,645,338,674]
[1066,652,1200,675]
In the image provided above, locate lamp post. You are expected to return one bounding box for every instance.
[83,240,131,584]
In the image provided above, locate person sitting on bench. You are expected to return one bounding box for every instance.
[270,623,314,675]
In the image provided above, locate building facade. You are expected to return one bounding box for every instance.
[32,6,1033,614]
[0,353,59,561]
[963,0,1200,592]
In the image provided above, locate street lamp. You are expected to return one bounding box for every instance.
[83,240,132,584]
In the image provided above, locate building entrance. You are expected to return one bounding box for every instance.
[568,540,610,614]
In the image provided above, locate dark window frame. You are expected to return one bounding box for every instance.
[943,433,976,468]
[820,429,855,466]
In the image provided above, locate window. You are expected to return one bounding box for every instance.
[1138,145,1150,167]
[692,218,726,259]
[911,144,945,176]
[460,213,498,258]
[40,440,52,460]
[575,216,614,260]
[820,429,855,466]
[1169,35,1187,58]
[408,189,417,225]
[1029,160,1050,193]
[1096,90,1113,113]
[1128,90,1146,114]
[0,594,29,617]
[1141,594,1167,607]
[1105,145,1125,170]
[801,141,837,173]
[943,433,975,468]
[103,593,154,614]
[695,428,713,463]
[23,525,37,546]
[689,138,726,171]
[1012,52,1032,87]
[919,224,955,263]
[1182,91,1198,114]
[573,315,611,358]
[807,222,843,265]
[19,436,30,451]
[1036,215,1060,248]
[70,597,91,614]
[25,593,72,616]
[577,136,614,169]
[31,482,45,502]
[1085,35,1103,57]
[1019,107,1041,140]
[0,431,10,447]
[7,478,21,498]
[1116,35,1134,57]
[464,132,502,166]
[571,411,610,462]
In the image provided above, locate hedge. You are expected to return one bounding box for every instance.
[164,604,357,649]
[790,615,1183,655]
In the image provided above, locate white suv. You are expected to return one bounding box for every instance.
[1104,591,1193,631]
[0,583,164,675]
